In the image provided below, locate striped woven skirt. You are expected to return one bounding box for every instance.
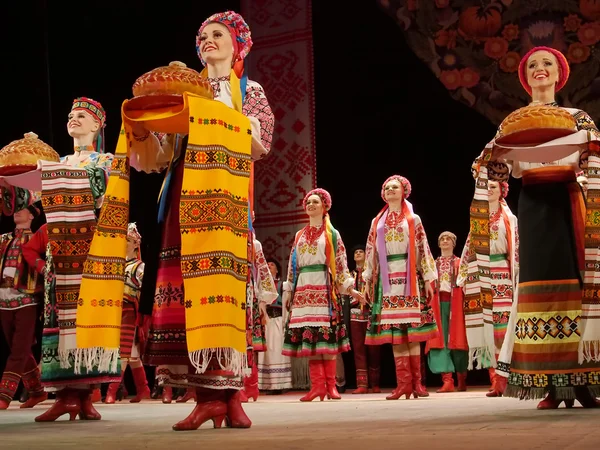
[505,166,600,400]
[119,302,137,361]
[144,160,243,390]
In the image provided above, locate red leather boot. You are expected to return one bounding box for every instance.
[162,386,173,404]
[34,388,81,422]
[79,389,102,420]
[409,355,429,397]
[172,388,228,431]
[129,366,151,403]
[486,368,502,397]
[20,367,47,408]
[176,387,197,403]
[323,358,342,400]
[386,356,414,400]
[537,392,575,409]
[300,359,327,402]
[437,373,455,393]
[104,383,120,404]
[242,360,259,402]
[487,367,496,392]
[225,389,252,428]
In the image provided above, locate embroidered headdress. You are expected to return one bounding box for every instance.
[71,97,107,153]
[303,188,332,212]
[381,175,412,202]
[196,11,253,67]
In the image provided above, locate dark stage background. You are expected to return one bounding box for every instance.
[0,1,514,391]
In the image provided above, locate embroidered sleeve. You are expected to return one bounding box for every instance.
[130,132,173,173]
[84,153,114,208]
[334,231,355,294]
[573,110,600,170]
[243,82,274,153]
[513,219,519,272]
[21,225,49,275]
[456,234,471,287]
[362,219,377,283]
[135,261,145,287]
[414,216,437,282]
[253,239,278,304]
[283,231,301,292]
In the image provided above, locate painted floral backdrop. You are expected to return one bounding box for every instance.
[378,0,600,125]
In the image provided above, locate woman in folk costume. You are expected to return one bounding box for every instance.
[457,181,518,398]
[240,234,278,402]
[426,231,469,393]
[19,97,117,422]
[363,175,438,400]
[0,190,46,410]
[282,188,363,402]
[128,11,274,431]
[257,258,293,393]
[103,223,150,404]
[470,46,600,409]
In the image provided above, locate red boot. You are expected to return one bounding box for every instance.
[369,367,381,393]
[91,388,101,403]
[386,356,414,400]
[176,387,197,403]
[487,368,496,392]
[437,373,455,393]
[34,388,81,422]
[224,389,252,428]
[457,372,467,392]
[409,355,429,397]
[162,386,173,404]
[172,388,228,431]
[104,383,120,404]
[79,389,102,420]
[20,367,47,409]
[300,360,327,402]
[537,392,574,409]
[242,361,259,402]
[486,368,502,397]
[129,366,151,403]
[323,359,342,400]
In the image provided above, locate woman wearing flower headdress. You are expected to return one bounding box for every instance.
[363,175,438,400]
[470,46,600,409]
[128,11,275,431]
[282,188,363,402]
[103,223,150,404]
[18,97,117,422]
[457,180,518,398]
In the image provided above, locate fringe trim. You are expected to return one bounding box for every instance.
[188,347,248,377]
[579,339,600,364]
[504,385,600,401]
[467,346,495,370]
[59,347,120,374]
[292,357,311,389]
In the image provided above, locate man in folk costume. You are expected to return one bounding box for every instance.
[80,11,275,430]
[104,223,150,404]
[349,245,381,394]
[426,232,468,393]
[240,234,278,402]
[457,181,518,397]
[0,189,47,409]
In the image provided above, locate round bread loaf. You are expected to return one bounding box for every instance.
[0,132,60,176]
[132,61,213,98]
[499,105,576,137]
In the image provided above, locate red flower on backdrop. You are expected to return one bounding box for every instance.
[435,0,450,8]
[577,21,600,45]
[460,68,480,88]
[484,37,509,59]
[435,29,457,48]
[501,24,519,41]
[564,14,583,31]
[567,42,591,63]
[440,69,461,90]
[499,52,520,73]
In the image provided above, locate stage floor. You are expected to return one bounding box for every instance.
[1,389,599,449]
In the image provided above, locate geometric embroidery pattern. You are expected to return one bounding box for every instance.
[515,315,581,341]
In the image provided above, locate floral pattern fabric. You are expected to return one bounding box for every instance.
[378,0,600,125]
